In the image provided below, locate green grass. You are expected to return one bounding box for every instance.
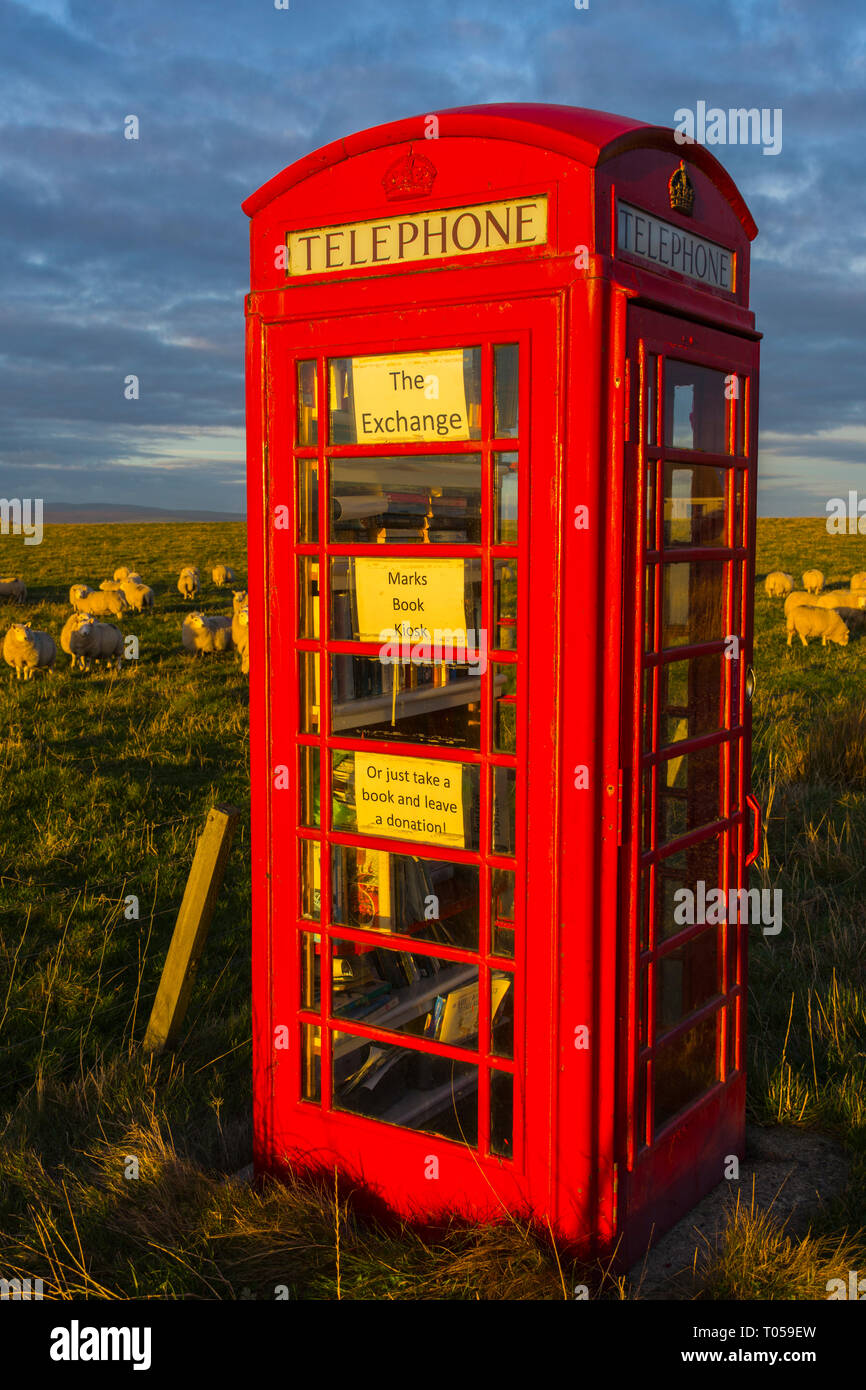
[0,517,863,1300]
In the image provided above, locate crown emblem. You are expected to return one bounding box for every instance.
[669,160,695,216]
[382,145,437,201]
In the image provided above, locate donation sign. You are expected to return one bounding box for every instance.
[355,751,466,848]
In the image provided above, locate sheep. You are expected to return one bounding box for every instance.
[126,572,145,586]
[212,564,236,588]
[3,623,56,679]
[120,580,154,612]
[0,576,27,603]
[69,617,124,672]
[113,566,131,582]
[178,566,200,599]
[850,573,866,592]
[232,605,249,675]
[815,589,866,611]
[61,612,93,670]
[231,589,248,613]
[802,569,825,594]
[786,606,849,648]
[72,588,129,618]
[182,611,233,656]
[99,579,125,591]
[783,590,819,620]
[69,583,93,606]
[764,571,794,598]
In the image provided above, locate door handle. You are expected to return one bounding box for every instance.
[745,791,762,867]
[745,666,756,704]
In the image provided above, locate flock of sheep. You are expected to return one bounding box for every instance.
[0,564,249,679]
[765,568,866,648]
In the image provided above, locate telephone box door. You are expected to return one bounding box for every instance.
[259,293,565,1220]
[618,305,760,1254]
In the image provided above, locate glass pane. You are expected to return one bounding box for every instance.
[656,928,719,1037]
[331,656,482,750]
[491,969,514,1058]
[299,651,320,734]
[645,354,657,446]
[645,463,657,552]
[297,458,319,541]
[642,666,655,754]
[309,939,481,1047]
[492,662,517,753]
[299,840,320,920]
[494,344,519,438]
[300,932,318,1008]
[644,567,656,651]
[333,1033,478,1143]
[330,455,482,545]
[494,559,518,651]
[655,835,722,942]
[658,653,724,748]
[299,746,320,828]
[330,556,483,644]
[663,464,727,547]
[491,867,515,958]
[664,360,730,454]
[661,561,725,649]
[331,845,480,949]
[490,1070,513,1158]
[492,766,516,856]
[329,349,481,445]
[331,750,480,851]
[297,360,318,446]
[298,557,319,639]
[656,744,721,844]
[653,1013,718,1129]
[494,452,519,544]
[301,1023,321,1101]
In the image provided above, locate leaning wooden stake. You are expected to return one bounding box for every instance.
[143,804,241,1053]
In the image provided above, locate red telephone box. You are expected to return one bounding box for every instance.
[243,104,761,1262]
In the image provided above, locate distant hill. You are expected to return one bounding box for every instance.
[42,503,246,524]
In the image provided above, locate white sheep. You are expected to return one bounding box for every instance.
[231,589,248,613]
[72,588,129,618]
[815,590,866,611]
[3,623,56,678]
[178,566,200,599]
[787,606,849,648]
[212,564,236,588]
[232,606,249,674]
[69,583,94,606]
[69,618,124,672]
[764,571,794,598]
[61,612,93,670]
[99,579,125,591]
[850,573,866,592]
[120,580,154,612]
[113,566,132,582]
[802,569,825,594]
[783,590,818,619]
[182,611,233,656]
[126,572,145,586]
[0,576,27,603]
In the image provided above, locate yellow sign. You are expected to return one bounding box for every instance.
[286,196,548,276]
[355,752,465,848]
[354,557,467,643]
[349,350,469,443]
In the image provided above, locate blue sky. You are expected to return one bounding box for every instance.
[1,0,864,515]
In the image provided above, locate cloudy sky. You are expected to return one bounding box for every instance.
[2,0,864,515]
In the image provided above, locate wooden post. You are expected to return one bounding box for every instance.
[143,804,241,1053]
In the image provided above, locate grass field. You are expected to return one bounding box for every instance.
[0,517,863,1300]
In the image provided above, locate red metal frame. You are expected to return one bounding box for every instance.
[244,104,760,1260]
